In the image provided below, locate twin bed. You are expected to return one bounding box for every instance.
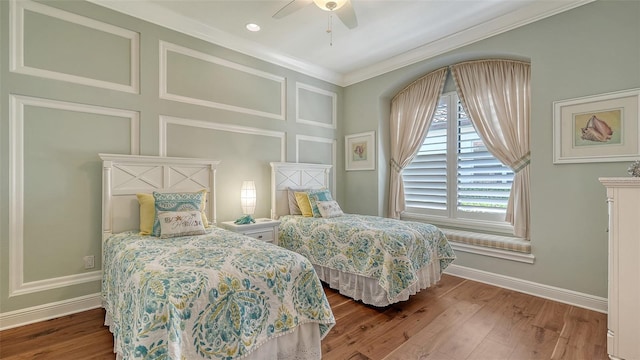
[270,162,455,307]
[100,155,454,359]
[100,154,334,360]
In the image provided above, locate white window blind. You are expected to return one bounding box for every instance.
[403,92,514,224]
[403,98,448,213]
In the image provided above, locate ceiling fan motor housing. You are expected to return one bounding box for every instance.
[314,0,347,12]
[274,0,358,30]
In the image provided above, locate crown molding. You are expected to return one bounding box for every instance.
[89,0,594,87]
[343,0,595,85]
[87,0,342,84]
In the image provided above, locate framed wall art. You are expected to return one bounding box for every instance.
[553,88,640,164]
[345,131,375,171]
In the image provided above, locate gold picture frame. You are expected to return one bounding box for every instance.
[553,88,640,163]
[345,131,375,171]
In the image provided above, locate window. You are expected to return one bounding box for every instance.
[402,92,514,230]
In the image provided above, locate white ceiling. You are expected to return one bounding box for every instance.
[90,0,592,86]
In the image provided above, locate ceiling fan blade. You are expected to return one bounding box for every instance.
[273,0,314,19]
[335,0,358,29]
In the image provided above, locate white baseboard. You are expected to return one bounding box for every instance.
[444,264,608,314]
[0,293,102,331]
[0,266,608,331]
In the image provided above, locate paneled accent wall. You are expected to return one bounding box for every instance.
[8,95,139,297]
[0,0,340,328]
[296,82,337,129]
[159,116,286,221]
[296,135,337,192]
[160,41,286,120]
[10,0,139,93]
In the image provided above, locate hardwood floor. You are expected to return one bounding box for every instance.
[0,306,114,360]
[322,275,607,360]
[0,274,608,360]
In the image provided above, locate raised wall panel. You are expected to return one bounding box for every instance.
[296,82,337,129]
[10,0,140,93]
[8,95,139,297]
[160,42,286,120]
[296,134,336,192]
[159,116,285,221]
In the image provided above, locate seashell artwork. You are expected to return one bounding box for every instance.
[581,115,613,142]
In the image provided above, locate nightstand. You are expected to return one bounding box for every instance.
[220,218,280,244]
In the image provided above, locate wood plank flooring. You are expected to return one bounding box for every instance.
[0,274,608,359]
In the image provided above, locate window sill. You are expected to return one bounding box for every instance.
[442,228,534,264]
[401,213,533,263]
[401,212,514,236]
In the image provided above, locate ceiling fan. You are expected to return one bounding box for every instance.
[273,0,358,29]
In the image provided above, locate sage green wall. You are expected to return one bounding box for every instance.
[0,0,342,315]
[2,0,636,321]
[342,0,640,298]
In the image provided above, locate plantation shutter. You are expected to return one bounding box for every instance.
[404,95,513,216]
[457,101,513,214]
[403,98,448,212]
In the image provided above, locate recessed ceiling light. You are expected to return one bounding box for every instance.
[246,23,261,32]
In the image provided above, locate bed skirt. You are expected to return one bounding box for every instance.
[105,312,323,360]
[313,248,443,307]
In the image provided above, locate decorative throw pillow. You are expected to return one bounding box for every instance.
[316,200,344,218]
[157,211,206,238]
[307,189,333,217]
[294,192,314,217]
[136,193,156,235]
[137,189,209,235]
[196,189,210,226]
[152,191,205,236]
[287,187,311,215]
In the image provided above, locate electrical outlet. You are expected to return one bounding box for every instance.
[83,255,95,269]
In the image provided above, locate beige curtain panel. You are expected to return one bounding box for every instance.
[388,67,448,219]
[451,59,531,240]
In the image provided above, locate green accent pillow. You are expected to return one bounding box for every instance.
[137,189,209,235]
[152,191,205,237]
[307,189,333,217]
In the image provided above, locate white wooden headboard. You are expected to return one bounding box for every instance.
[270,162,332,219]
[100,154,221,239]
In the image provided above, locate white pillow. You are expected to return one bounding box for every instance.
[316,200,344,218]
[157,211,206,238]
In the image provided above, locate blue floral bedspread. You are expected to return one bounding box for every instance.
[278,214,456,302]
[102,228,335,360]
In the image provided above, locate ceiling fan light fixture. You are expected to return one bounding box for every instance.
[313,0,347,12]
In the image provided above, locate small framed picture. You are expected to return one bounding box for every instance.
[345,131,375,171]
[553,88,640,163]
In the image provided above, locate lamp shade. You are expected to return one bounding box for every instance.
[240,180,256,215]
